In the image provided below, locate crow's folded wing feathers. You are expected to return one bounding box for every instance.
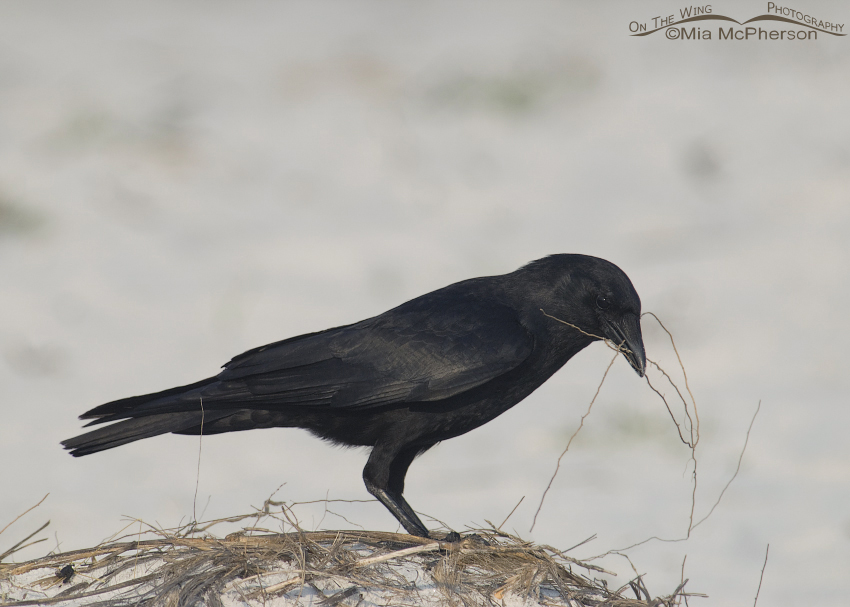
[214,298,534,409]
[83,297,534,421]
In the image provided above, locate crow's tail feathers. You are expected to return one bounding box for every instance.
[78,376,219,425]
[62,376,230,457]
[62,412,201,456]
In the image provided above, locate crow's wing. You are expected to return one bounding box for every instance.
[90,296,534,419]
[222,298,533,408]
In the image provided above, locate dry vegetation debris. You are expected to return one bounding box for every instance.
[0,513,695,607]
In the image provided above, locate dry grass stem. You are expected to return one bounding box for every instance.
[192,396,205,529]
[753,544,769,607]
[0,524,50,565]
[691,401,761,531]
[535,309,760,555]
[0,496,49,540]
[497,495,525,531]
[534,310,703,530]
[530,350,619,532]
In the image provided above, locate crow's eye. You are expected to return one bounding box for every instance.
[596,295,611,310]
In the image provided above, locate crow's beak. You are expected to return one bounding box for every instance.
[603,314,646,377]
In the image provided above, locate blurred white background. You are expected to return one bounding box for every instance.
[1,1,848,605]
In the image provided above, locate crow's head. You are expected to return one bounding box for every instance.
[523,254,646,376]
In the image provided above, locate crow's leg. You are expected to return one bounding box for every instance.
[386,444,423,494]
[363,444,430,538]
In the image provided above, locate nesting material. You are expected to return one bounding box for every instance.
[0,512,694,607]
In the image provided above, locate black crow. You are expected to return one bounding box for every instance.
[63,254,645,538]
